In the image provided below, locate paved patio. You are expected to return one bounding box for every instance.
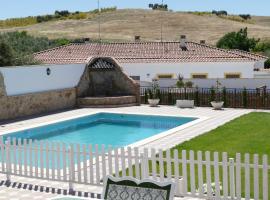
[0,106,253,199]
[0,174,202,200]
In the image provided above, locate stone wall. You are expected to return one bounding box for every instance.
[0,88,76,121]
[77,57,140,105]
[0,72,76,121]
[76,66,89,97]
[0,73,6,97]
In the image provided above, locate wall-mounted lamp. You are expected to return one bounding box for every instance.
[46,68,51,76]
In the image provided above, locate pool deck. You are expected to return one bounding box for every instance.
[0,106,256,199]
[0,105,251,150]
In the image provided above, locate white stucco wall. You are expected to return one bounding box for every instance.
[0,64,85,96]
[121,62,256,81]
[254,60,267,69]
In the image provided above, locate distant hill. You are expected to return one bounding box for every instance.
[1,9,270,45]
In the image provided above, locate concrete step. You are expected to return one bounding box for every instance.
[77,96,137,108]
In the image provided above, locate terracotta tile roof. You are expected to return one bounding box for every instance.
[228,49,268,61]
[34,42,268,64]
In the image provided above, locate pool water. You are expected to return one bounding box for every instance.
[5,113,196,147]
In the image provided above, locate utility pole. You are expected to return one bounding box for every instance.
[160,0,164,42]
[97,0,101,55]
[98,0,101,42]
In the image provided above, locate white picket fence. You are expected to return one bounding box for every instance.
[0,137,269,200]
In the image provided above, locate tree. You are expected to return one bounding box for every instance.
[265,58,270,69]
[216,28,259,52]
[0,31,61,66]
[176,74,184,88]
[0,40,15,67]
[239,14,251,20]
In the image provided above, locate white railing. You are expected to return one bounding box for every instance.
[0,137,269,200]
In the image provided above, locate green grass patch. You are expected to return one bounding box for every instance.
[120,112,270,198]
[172,112,270,157]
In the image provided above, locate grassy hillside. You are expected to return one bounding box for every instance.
[1,9,270,45]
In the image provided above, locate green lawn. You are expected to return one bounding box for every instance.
[169,112,270,198]
[172,112,270,157]
[123,112,270,198]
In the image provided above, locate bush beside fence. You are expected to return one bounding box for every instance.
[141,87,270,109]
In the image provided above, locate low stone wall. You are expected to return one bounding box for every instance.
[77,96,137,108]
[0,88,76,121]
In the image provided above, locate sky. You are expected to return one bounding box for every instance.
[0,0,269,20]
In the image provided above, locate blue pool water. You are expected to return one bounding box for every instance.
[5,113,196,147]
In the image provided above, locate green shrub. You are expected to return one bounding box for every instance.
[254,41,270,53]
[156,89,161,99]
[144,90,148,104]
[242,87,248,108]
[222,87,227,107]
[210,87,216,102]
[176,74,184,88]
[195,87,200,106]
[185,81,194,88]
[0,17,37,28]
[168,91,173,105]
[0,40,15,67]
[147,89,153,99]
[0,7,118,28]
[265,58,270,69]
[69,12,88,20]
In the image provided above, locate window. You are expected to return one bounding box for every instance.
[157,74,174,79]
[130,76,140,81]
[225,73,241,79]
[191,73,208,79]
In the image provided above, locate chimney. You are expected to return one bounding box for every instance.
[180,35,188,51]
[200,40,206,45]
[84,38,90,43]
[135,35,141,42]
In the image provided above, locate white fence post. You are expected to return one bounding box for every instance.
[0,141,270,200]
[5,138,11,183]
[263,155,268,200]
[173,149,180,196]
[68,145,74,194]
[140,152,145,179]
[245,154,250,199]
[143,148,149,179]
[236,153,241,200]
[229,158,235,199]
[214,152,220,198]
[253,154,259,200]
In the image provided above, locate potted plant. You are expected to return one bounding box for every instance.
[176,74,194,108]
[211,79,224,110]
[148,79,160,107]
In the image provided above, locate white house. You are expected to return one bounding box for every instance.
[34,36,268,83]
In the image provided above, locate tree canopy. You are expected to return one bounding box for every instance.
[0,31,64,67]
[0,40,15,67]
[216,28,259,52]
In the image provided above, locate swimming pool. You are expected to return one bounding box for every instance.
[4,112,196,148]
